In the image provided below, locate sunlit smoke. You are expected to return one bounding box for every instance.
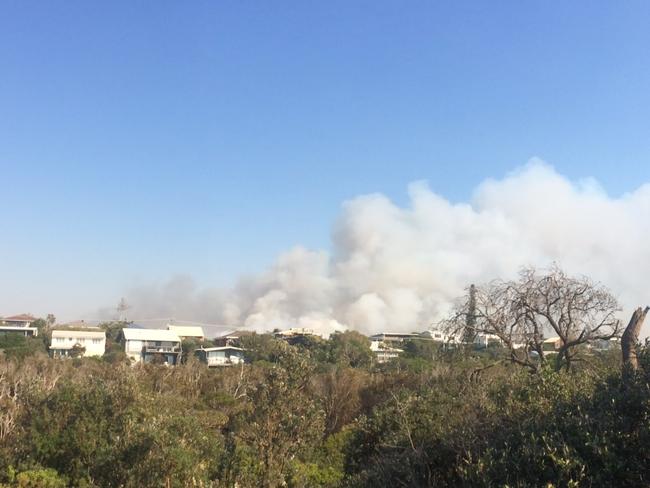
[113,160,650,336]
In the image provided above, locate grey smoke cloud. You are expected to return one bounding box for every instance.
[115,160,650,336]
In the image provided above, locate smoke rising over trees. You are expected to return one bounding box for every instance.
[110,161,650,336]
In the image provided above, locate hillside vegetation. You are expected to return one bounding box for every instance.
[0,329,648,487]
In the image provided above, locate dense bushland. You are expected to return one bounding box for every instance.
[0,331,648,487]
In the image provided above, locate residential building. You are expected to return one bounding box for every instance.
[0,325,38,337]
[420,329,459,343]
[542,336,563,352]
[274,327,317,338]
[370,340,403,363]
[195,346,245,367]
[167,325,205,341]
[1,314,36,327]
[369,332,422,344]
[474,333,504,349]
[119,328,182,365]
[214,330,254,347]
[50,329,106,358]
[274,327,322,345]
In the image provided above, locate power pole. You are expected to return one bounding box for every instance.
[117,297,130,323]
[463,284,477,344]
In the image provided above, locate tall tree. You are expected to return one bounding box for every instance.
[444,265,621,371]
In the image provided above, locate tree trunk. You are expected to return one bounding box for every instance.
[621,306,649,372]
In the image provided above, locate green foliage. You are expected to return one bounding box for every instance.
[181,338,200,358]
[0,328,649,487]
[0,335,46,360]
[239,333,285,363]
[227,344,325,487]
[327,331,373,368]
[5,467,67,488]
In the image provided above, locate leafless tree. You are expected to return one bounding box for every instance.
[443,265,622,372]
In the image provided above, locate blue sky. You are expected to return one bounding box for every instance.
[2,1,650,319]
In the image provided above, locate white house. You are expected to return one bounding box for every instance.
[119,328,182,365]
[0,325,38,337]
[50,329,106,358]
[167,325,205,341]
[420,329,460,343]
[0,314,38,337]
[474,333,504,349]
[274,327,317,338]
[370,340,403,363]
[1,314,36,327]
[195,346,245,367]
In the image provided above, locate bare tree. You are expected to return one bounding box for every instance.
[444,265,622,372]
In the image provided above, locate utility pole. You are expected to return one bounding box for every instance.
[117,297,130,323]
[463,284,477,344]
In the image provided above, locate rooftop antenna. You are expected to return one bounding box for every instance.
[117,297,130,322]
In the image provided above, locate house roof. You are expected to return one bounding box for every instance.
[2,314,36,322]
[167,325,205,337]
[121,328,181,342]
[52,330,105,339]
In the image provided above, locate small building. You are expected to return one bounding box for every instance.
[370,340,403,363]
[50,329,106,358]
[167,325,205,341]
[542,336,563,352]
[119,328,182,365]
[195,346,245,367]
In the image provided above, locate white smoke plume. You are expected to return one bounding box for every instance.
[115,160,650,336]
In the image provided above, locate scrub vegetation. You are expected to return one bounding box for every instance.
[0,268,648,487]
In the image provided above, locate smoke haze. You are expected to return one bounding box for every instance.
[113,161,650,336]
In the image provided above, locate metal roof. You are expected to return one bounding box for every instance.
[52,330,105,339]
[121,328,181,342]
